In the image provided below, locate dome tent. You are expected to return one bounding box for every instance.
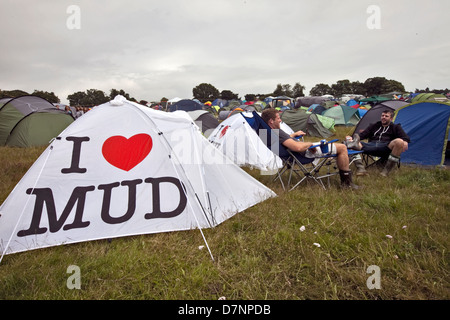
[168,99,203,112]
[6,108,74,147]
[281,109,333,138]
[0,95,60,146]
[353,100,408,135]
[321,105,360,126]
[0,96,276,258]
[393,101,450,166]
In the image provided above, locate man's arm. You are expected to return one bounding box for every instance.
[394,124,410,143]
[282,138,314,153]
[289,130,306,139]
[358,122,377,141]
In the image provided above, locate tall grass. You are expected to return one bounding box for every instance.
[0,128,449,300]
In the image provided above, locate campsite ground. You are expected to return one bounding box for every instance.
[0,127,449,300]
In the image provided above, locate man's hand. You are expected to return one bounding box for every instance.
[290,130,306,139]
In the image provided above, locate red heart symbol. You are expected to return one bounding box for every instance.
[102,134,153,171]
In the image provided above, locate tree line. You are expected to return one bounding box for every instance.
[1,76,448,106]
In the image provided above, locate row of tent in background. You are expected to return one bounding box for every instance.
[1,93,449,166]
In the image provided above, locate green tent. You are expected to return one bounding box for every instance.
[359,96,391,104]
[0,95,58,145]
[5,109,74,147]
[280,109,333,138]
[315,113,336,131]
[411,93,448,103]
[322,105,360,126]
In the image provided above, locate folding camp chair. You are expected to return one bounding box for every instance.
[284,139,363,190]
[361,148,400,170]
[243,112,361,191]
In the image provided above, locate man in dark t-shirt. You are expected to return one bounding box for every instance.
[348,109,410,177]
[261,108,361,189]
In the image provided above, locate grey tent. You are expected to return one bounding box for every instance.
[295,96,328,108]
[186,110,219,137]
[281,109,333,138]
[0,95,59,145]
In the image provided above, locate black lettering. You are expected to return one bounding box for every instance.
[98,179,143,224]
[61,136,90,174]
[17,186,94,237]
[144,177,187,219]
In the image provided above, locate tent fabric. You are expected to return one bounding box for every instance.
[168,99,203,112]
[0,95,56,145]
[295,96,328,108]
[359,96,391,104]
[353,100,408,135]
[0,96,276,256]
[6,109,74,147]
[411,93,448,103]
[208,112,283,171]
[185,110,219,137]
[321,105,360,126]
[393,101,450,166]
[280,109,333,138]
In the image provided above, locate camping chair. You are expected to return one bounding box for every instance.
[286,140,363,190]
[243,112,357,190]
[360,146,401,170]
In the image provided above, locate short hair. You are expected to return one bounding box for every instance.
[261,108,279,124]
[382,109,394,118]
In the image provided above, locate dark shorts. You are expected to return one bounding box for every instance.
[361,141,391,154]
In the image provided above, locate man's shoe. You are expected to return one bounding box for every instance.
[344,134,361,150]
[354,159,368,176]
[339,170,362,190]
[380,155,400,177]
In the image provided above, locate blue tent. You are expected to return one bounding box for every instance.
[394,101,450,166]
[346,99,358,107]
[169,99,202,112]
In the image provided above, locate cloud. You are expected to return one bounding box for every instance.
[0,0,449,104]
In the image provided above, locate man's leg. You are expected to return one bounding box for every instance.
[381,139,405,177]
[388,138,407,157]
[336,143,350,171]
[336,144,362,189]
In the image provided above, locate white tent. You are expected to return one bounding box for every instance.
[208,112,290,171]
[0,96,276,259]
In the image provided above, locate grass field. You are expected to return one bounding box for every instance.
[0,127,449,300]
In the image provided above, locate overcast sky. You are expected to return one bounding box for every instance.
[1,0,449,104]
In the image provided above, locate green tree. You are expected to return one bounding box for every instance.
[349,81,365,95]
[67,91,87,106]
[83,89,109,106]
[220,90,239,100]
[67,89,109,106]
[109,89,133,100]
[331,79,353,97]
[309,83,332,96]
[0,89,29,99]
[273,83,293,97]
[363,77,405,96]
[292,82,306,98]
[32,90,60,103]
[193,83,220,103]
